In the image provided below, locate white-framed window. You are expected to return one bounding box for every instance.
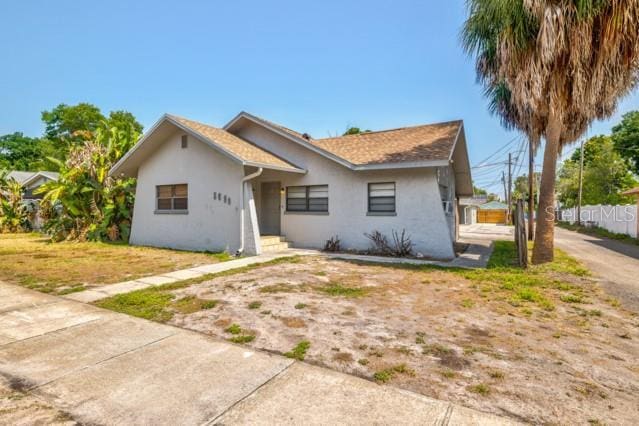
[368,182,396,213]
[156,184,188,212]
[286,185,328,212]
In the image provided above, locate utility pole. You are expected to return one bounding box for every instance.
[507,152,512,224]
[528,140,535,240]
[502,172,507,204]
[577,139,585,226]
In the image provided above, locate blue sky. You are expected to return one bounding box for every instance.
[2,0,638,195]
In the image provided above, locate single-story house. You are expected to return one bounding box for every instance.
[477,200,509,224]
[109,112,473,259]
[458,195,488,225]
[8,171,59,199]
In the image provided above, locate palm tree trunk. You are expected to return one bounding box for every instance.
[527,136,537,240]
[532,111,562,264]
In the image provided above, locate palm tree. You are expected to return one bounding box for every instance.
[484,81,543,240]
[462,0,639,263]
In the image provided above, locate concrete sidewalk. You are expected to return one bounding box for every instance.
[0,282,517,425]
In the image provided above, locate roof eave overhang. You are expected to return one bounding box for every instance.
[244,161,306,174]
[352,160,450,171]
[448,122,474,197]
[21,172,57,187]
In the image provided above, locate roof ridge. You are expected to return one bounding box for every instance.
[316,119,463,141]
[240,112,308,138]
[315,119,464,141]
[166,113,222,130]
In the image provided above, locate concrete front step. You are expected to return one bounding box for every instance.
[260,235,291,253]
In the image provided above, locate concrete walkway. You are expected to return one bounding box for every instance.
[0,282,517,425]
[323,240,494,269]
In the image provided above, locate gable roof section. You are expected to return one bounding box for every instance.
[224,111,354,169]
[8,171,59,186]
[311,121,463,167]
[225,111,464,170]
[225,111,473,196]
[110,114,305,177]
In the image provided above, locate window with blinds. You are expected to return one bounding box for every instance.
[368,182,396,213]
[156,184,188,211]
[286,185,328,212]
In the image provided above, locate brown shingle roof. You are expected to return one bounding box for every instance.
[168,115,302,171]
[308,121,462,166]
[623,187,639,196]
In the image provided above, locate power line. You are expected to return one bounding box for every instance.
[474,135,521,168]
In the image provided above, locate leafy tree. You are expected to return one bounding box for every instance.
[107,110,144,136]
[343,126,371,136]
[38,124,139,242]
[557,136,637,208]
[0,170,30,232]
[512,173,539,204]
[473,185,487,196]
[40,103,142,156]
[0,133,50,171]
[611,110,639,175]
[41,103,105,149]
[462,1,639,264]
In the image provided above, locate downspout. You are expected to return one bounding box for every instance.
[237,167,263,256]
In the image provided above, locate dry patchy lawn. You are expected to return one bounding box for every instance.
[0,233,229,295]
[98,244,639,425]
[0,375,75,425]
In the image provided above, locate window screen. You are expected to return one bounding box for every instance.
[156,184,188,211]
[286,185,328,212]
[368,182,395,213]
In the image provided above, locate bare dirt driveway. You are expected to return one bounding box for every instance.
[555,227,639,312]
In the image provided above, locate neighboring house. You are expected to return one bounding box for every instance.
[8,171,59,199]
[7,170,59,230]
[110,112,473,259]
[458,195,488,225]
[477,200,509,224]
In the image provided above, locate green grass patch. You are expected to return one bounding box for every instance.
[467,383,491,396]
[294,303,307,309]
[173,296,218,314]
[248,301,262,309]
[558,222,639,246]
[461,298,474,308]
[224,323,255,343]
[319,282,367,297]
[229,335,255,344]
[225,323,242,334]
[422,343,452,357]
[440,369,456,379]
[373,363,416,383]
[284,340,311,360]
[96,290,175,322]
[458,241,587,311]
[560,294,586,304]
[56,285,86,295]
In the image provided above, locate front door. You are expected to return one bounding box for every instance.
[260,181,281,235]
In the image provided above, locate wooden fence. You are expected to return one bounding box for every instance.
[514,199,527,268]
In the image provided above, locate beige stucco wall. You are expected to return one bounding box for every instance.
[237,123,456,259]
[130,131,244,253]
